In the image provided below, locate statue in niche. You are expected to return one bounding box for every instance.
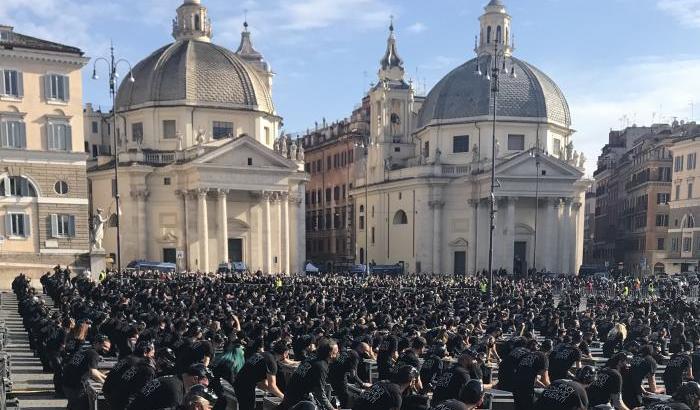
[566,141,574,161]
[273,138,280,152]
[297,145,305,161]
[290,139,298,160]
[195,128,207,145]
[434,148,442,164]
[495,140,501,158]
[92,208,109,251]
[472,144,480,162]
[281,137,288,158]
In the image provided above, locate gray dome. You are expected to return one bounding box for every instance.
[116,40,274,114]
[417,55,571,129]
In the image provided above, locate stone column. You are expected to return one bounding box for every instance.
[560,198,573,274]
[262,191,272,272]
[429,200,445,273]
[131,190,150,261]
[279,192,290,274]
[505,197,516,273]
[290,190,305,274]
[572,201,583,274]
[197,189,209,272]
[468,199,479,275]
[545,198,560,273]
[217,189,229,264]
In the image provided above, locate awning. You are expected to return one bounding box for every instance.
[305,263,319,273]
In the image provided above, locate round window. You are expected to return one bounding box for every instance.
[54,181,69,195]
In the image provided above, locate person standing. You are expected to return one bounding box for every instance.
[61,335,111,410]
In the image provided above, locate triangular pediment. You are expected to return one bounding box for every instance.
[193,135,298,170]
[495,151,583,179]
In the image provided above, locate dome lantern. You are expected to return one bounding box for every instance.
[476,0,513,57]
[172,0,212,42]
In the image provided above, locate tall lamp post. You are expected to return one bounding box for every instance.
[530,147,541,274]
[91,43,135,272]
[477,38,515,297]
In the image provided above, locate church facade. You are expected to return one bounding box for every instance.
[352,0,591,274]
[88,0,307,273]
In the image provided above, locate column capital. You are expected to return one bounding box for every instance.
[279,191,290,201]
[428,200,445,209]
[262,191,274,201]
[215,188,230,198]
[562,197,574,206]
[573,201,582,211]
[197,188,209,198]
[547,197,562,208]
[131,189,150,200]
[289,193,303,207]
[175,189,186,199]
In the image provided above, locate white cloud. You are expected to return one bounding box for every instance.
[657,0,700,27]
[407,22,427,33]
[562,56,700,175]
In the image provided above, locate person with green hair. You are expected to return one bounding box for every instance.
[212,338,245,385]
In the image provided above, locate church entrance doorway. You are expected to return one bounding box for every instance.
[453,251,466,275]
[163,248,177,264]
[514,241,527,275]
[228,238,243,262]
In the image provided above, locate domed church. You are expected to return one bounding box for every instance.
[352,0,591,274]
[88,0,307,273]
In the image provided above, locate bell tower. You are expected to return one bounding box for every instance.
[476,0,513,57]
[172,0,213,42]
[367,19,415,183]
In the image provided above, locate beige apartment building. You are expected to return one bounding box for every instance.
[0,25,90,281]
[666,123,700,273]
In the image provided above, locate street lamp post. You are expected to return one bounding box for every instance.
[531,148,541,274]
[355,135,371,274]
[91,43,134,272]
[478,37,515,297]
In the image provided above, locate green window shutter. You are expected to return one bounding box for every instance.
[4,214,11,236]
[50,214,58,238]
[0,121,6,147]
[44,75,52,99]
[18,122,26,148]
[47,123,54,150]
[16,72,23,97]
[65,124,73,151]
[0,70,5,95]
[68,215,76,237]
[23,214,30,237]
[19,177,28,197]
[2,176,9,197]
[63,76,70,101]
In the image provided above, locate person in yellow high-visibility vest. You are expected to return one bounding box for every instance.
[275,277,283,288]
[622,285,629,298]
[98,270,107,283]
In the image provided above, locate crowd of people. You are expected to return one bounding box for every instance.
[10,267,700,410]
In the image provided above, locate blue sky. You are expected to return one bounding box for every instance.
[3,0,700,174]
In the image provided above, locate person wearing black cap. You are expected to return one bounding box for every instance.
[432,351,476,405]
[279,338,340,410]
[586,352,630,410]
[62,334,111,410]
[352,365,418,410]
[622,345,662,408]
[512,347,550,410]
[429,380,485,410]
[233,340,288,410]
[103,339,157,410]
[664,344,695,395]
[645,381,700,410]
[329,344,371,408]
[127,362,211,410]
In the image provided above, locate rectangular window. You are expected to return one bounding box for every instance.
[359,215,365,230]
[424,141,430,158]
[247,157,253,166]
[676,185,681,201]
[92,144,97,158]
[131,122,143,142]
[687,153,697,170]
[162,120,177,139]
[326,188,332,203]
[50,214,75,238]
[1,69,23,98]
[45,74,69,101]
[683,237,692,252]
[0,119,26,148]
[655,214,669,227]
[5,213,29,237]
[675,156,684,172]
[657,193,670,204]
[264,127,270,146]
[508,134,525,151]
[371,227,375,244]
[657,238,665,251]
[163,177,171,185]
[91,121,98,133]
[453,135,470,153]
[334,186,340,201]
[47,121,72,151]
[553,138,561,157]
[689,183,694,199]
[213,121,233,139]
[327,157,332,170]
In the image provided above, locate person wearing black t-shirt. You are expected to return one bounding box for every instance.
[692,348,700,383]
[429,379,485,410]
[377,335,399,382]
[233,341,288,410]
[394,336,427,391]
[512,350,550,410]
[62,335,111,410]
[432,351,476,405]
[103,340,157,410]
[548,342,582,381]
[329,347,371,407]
[664,347,695,395]
[533,379,589,410]
[420,345,446,393]
[127,362,210,410]
[497,344,530,392]
[644,381,700,410]
[279,338,339,410]
[622,347,662,409]
[352,365,418,410]
[586,352,630,410]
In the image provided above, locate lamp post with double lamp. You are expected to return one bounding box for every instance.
[354,135,373,274]
[91,43,135,273]
[476,37,516,296]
